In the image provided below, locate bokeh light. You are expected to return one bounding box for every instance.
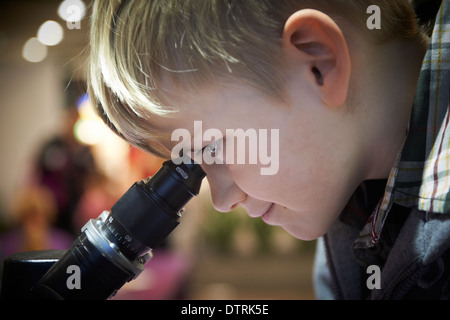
[37,20,64,46]
[22,37,48,63]
[73,94,107,146]
[58,0,86,22]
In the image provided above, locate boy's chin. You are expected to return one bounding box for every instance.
[281,222,329,241]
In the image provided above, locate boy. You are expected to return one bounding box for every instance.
[87,0,450,299]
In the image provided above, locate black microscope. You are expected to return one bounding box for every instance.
[0,157,206,300]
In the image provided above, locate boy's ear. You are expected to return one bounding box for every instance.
[282,9,351,107]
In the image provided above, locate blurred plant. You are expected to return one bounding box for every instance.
[201,204,242,254]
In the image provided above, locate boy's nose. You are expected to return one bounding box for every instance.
[202,165,246,213]
[209,181,246,213]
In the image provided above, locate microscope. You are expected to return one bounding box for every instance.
[0,156,206,299]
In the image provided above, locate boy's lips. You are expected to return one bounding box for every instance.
[261,203,275,224]
[249,203,274,219]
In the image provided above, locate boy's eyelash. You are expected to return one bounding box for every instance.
[204,141,217,156]
[187,143,211,157]
[187,140,220,159]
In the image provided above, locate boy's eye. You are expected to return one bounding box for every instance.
[188,139,221,162]
[204,141,217,158]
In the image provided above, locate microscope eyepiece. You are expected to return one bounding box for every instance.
[104,156,206,260]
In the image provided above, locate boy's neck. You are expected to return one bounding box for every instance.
[359,36,428,180]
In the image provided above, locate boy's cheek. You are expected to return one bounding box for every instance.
[230,166,286,201]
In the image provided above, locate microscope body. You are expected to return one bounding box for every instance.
[0,157,205,300]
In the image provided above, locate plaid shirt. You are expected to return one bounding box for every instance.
[355,0,450,249]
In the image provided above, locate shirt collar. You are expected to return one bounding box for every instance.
[355,0,450,248]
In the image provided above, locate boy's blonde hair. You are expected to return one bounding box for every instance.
[88,0,421,156]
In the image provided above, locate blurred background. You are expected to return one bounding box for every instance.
[0,0,316,300]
